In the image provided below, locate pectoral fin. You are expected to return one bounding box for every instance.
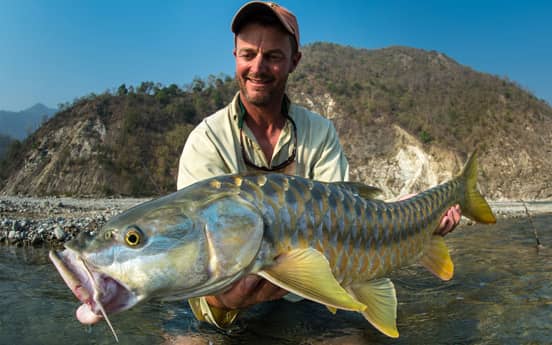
[349,278,399,338]
[420,235,454,281]
[257,248,366,312]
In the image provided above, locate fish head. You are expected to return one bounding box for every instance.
[50,187,264,323]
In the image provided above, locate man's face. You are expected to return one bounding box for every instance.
[234,22,300,107]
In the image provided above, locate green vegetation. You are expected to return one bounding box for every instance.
[99,75,237,195]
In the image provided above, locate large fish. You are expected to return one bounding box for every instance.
[50,151,496,339]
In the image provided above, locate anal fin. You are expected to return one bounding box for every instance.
[420,235,454,281]
[349,278,399,338]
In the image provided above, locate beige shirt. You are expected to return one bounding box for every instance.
[177,92,349,189]
[177,92,349,329]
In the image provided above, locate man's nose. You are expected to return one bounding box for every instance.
[250,54,267,73]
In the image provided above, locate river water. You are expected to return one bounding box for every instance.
[1,214,550,345]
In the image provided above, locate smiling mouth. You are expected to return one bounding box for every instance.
[246,74,274,85]
[249,78,270,84]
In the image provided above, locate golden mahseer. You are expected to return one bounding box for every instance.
[50,151,496,340]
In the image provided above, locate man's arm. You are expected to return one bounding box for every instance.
[177,125,230,189]
[310,120,349,182]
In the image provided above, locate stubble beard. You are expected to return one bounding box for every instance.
[237,73,288,107]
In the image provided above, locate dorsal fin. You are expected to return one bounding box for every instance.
[331,182,383,199]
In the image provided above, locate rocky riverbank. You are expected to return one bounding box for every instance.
[1,196,551,248]
[0,196,147,247]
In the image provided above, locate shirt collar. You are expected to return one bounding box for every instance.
[237,94,291,129]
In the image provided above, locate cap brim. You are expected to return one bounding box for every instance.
[231,2,294,36]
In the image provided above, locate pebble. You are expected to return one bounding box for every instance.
[54,225,66,241]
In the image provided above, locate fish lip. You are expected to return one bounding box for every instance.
[49,250,138,319]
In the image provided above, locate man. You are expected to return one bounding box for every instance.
[177,1,461,330]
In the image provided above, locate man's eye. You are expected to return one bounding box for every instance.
[240,53,255,60]
[268,53,284,61]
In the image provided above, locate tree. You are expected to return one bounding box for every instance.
[137,81,155,95]
[117,84,128,96]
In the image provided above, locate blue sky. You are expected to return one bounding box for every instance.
[1,0,551,111]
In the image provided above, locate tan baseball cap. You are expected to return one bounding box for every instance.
[231,1,300,49]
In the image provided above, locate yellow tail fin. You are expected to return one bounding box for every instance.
[459,151,497,224]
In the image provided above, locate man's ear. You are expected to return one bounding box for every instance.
[233,48,237,58]
[289,51,302,73]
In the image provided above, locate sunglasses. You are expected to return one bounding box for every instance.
[239,114,297,172]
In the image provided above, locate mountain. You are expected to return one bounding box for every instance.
[1,43,551,200]
[0,103,57,140]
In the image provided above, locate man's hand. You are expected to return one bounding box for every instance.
[435,204,461,236]
[398,194,462,236]
[205,275,288,310]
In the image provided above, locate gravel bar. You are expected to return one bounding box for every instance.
[0,196,148,247]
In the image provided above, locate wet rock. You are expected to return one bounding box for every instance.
[30,233,43,246]
[54,225,66,241]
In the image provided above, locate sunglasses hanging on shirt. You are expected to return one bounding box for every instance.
[239,114,297,172]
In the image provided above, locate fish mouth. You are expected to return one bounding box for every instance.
[49,249,137,325]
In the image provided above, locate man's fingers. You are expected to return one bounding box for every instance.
[207,275,288,310]
[453,205,462,222]
[242,275,262,293]
[255,280,288,302]
[439,216,452,234]
[437,205,462,236]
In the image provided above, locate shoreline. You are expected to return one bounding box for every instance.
[1,196,551,247]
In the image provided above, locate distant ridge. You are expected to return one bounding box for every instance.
[0,103,57,140]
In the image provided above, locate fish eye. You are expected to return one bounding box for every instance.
[125,227,143,247]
